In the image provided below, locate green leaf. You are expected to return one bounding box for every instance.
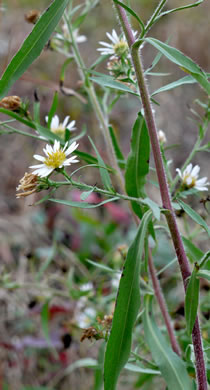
[197,142,210,152]
[125,112,150,218]
[41,299,50,342]
[86,259,118,274]
[145,38,210,95]
[156,0,203,22]
[151,76,197,96]
[198,250,210,269]
[124,363,160,375]
[90,76,139,96]
[35,122,61,143]
[197,269,210,282]
[65,358,99,374]
[0,0,69,99]
[0,107,36,129]
[142,197,160,220]
[93,341,106,390]
[34,189,57,206]
[33,101,40,124]
[178,199,210,236]
[143,294,192,390]
[108,125,125,169]
[49,196,120,209]
[47,92,59,128]
[182,236,204,263]
[80,188,94,201]
[144,47,164,74]
[185,266,200,335]
[104,210,153,390]
[76,150,98,165]
[88,136,113,192]
[113,0,144,34]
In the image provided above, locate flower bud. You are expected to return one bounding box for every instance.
[24,9,40,24]
[158,130,167,144]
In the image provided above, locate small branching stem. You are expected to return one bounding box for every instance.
[114,4,207,389]
[64,14,125,193]
[148,252,181,356]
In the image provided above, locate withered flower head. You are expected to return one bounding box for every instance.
[0,96,21,111]
[24,9,40,24]
[16,172,38,198]
[97,314,113,330]
[80,326,100,342]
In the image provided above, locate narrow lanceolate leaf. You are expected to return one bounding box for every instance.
[49,196,120,209]
[151,76,197,96]
[113,0,145,34]
[0,108,36,129]
[143,295,192,390]
[145,38,210,95]
[88,137,113,192]
[155,0,203,21]
[104,210,153,390]
[90,76,139,96]
[197,270,210,282]
[108,125,125,169]
[178,199,210,236]
[185,267,200,335]
[198,250,210,269]
[0,0,69,99]
[125,113,150,218]
[47,92,59,129]
[182,236,204,263]
[41,299,50,342]
[36,123,62,143]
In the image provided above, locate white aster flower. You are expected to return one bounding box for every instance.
[55,24,87,44]
[46,114,76,139]
[97,29,138,58]
[80,282,94,292]
[30,140,79,178]
[176,163,209,191]
[76,307,96,329]
[112,272,121,289]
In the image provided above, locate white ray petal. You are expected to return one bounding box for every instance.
[33,154,45,162]
[62,115,70,128]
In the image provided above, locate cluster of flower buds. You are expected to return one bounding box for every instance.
[98,29,137,86]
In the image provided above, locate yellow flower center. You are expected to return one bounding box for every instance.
[44,150,66,168]
[183,174,196,188]
[114,40,128,56]
[51,126,65,139]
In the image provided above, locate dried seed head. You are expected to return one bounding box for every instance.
[16,172,38,198]
[0,96,21,111]
[24,9,40,24]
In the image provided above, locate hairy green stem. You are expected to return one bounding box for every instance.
[48,176,147,205]
[115,4,207,389]
[144,0,168,36]
[64,14,126,194]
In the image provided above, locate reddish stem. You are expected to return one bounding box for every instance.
[148,251,181,356]
[114,4,207,389]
